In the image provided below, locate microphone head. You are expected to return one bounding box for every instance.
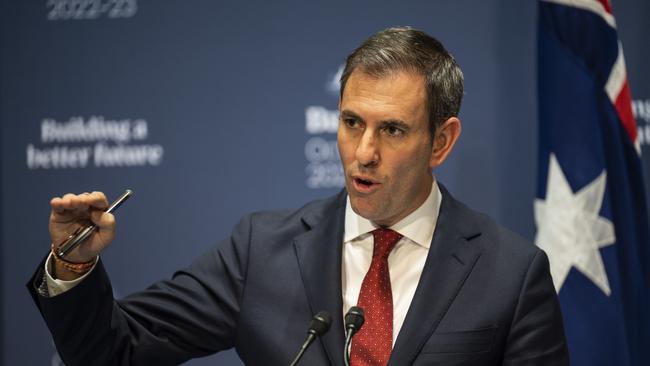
[344,306,365,333]
[309,311,332,337]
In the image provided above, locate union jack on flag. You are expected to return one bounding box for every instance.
[535,0,650,365]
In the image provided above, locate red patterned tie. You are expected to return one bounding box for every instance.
[351,228,403,366]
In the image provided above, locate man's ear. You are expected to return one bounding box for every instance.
[429,116,462,169]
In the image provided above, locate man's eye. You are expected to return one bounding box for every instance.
[384,126,404,137]
[344,118,360,128]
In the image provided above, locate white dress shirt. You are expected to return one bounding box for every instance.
[342,181,441,345]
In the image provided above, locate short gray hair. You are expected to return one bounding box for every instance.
[340,27,464,137]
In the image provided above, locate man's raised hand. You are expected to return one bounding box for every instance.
[49,191,116,266]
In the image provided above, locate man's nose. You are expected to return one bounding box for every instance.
[355,130,379,167]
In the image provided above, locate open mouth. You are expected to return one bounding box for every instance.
[352,176,380,193]
[355,177,375,187]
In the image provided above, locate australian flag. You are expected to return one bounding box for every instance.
[535,0,650,364]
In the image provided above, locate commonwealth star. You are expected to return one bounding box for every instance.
[534,153,616,296]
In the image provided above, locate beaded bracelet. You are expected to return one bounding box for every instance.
[50,242,97,274]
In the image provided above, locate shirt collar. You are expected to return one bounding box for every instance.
[344,180,441,248]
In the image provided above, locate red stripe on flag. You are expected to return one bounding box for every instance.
[595,0,612,14]
[614,79,637,143]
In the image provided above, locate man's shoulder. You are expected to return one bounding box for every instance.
[441,186,541,262]
[474,210,540,258]
[439,188,551,298]
[240,190,346,232]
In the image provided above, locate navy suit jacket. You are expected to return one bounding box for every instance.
[29,186,569,365]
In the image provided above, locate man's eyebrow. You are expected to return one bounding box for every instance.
[340,110,364,122]
[379,119,411,131]
[340,110,410,129]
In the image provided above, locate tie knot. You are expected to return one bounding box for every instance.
[371,228,402,259]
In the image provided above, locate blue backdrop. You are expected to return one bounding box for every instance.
[1,0,648,365]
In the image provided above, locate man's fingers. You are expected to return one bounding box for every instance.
[51,194,83,214]
[90,210,116,230]
[88,191,109,210]
[57,193,89,211]
[50,191,109,213]
[50,197,66,213]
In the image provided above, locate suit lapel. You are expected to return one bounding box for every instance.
[389,185,482,366]
[294,192,347,366]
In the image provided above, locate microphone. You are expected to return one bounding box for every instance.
[344,306,365,366]
[288,311,332,366]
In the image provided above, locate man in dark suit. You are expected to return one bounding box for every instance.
[29,27,569,365]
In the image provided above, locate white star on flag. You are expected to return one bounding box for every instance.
[534,153,616,296]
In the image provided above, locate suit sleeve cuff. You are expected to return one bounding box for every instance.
[44,253,98,297]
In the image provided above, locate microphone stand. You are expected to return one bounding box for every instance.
[344,330,354,366]
[289,333,316,366]
[288,311,331,366]
[343,306,365,366]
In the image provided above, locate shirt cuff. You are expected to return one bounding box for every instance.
[44,253,98,297]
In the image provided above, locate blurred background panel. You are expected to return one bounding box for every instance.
[1,0,648,365]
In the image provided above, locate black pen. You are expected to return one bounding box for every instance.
[57,189,133,258]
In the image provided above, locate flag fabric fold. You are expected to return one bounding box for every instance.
[536,0,650,365]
